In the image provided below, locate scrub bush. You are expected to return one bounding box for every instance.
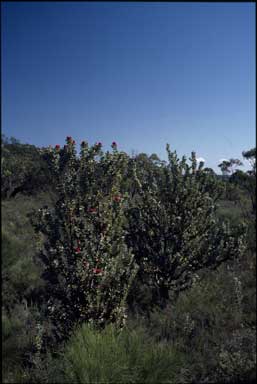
[32,138,138,340]
[126,145,246,306]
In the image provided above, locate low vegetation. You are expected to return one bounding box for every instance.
[2,134,256,383]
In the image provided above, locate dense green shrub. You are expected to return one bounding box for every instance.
[31,138,248,338]
[126,145,246,306]
[2,304,43,383]
[1,135,51,199]
[1,195,50,310]
[32,138,138,340]
[2,137,255,384]
[138,260,256,383]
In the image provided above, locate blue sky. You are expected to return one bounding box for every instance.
[2,2,255,172]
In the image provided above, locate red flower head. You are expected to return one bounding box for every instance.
[111,141,117,148]
[113,195,121,203]
[55,144,60,150]
[66,136,72,142]
[75,247,81,253]
[93,268,102,274]
[88,207,97,214]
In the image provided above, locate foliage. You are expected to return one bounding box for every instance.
[2,304,43,384]
[2,136,255,384]
[218,158,243,176]
[230,170,256,218]
[1,194,50,310]
[31,138,138,340]
[242,147,256,176]
[1,134,51,199]
[126,145,246,306]
[141,260,256,383]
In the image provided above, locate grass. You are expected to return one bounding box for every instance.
[57,323,183,384]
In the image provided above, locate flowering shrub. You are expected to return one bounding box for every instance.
[33,138,138,339]
[32,138,246,338]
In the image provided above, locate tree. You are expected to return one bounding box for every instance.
[242,147,256,176]
[230,147,256,217]
[218,158,243,176]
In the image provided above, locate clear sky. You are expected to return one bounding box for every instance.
[2,2,255,172]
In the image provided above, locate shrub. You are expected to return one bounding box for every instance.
[2,194,49,310]
[32,138,138,340]
[140,260,256,384]
[1,135,51,199]
[2,304,42,383]
[126,146,246,307]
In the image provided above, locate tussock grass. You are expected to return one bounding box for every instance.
[62,323,182,384]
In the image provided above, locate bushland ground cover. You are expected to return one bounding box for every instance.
[2,135,256,383]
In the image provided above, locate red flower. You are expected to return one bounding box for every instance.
[88,207,97,214]
[55,144,60,150]
[113,195,121,202]
[75,247,81,253]
[72,140,76,144]
[93,268,102,274]
[66,136,72,141]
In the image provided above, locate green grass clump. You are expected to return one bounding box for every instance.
[61,323,182,384]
